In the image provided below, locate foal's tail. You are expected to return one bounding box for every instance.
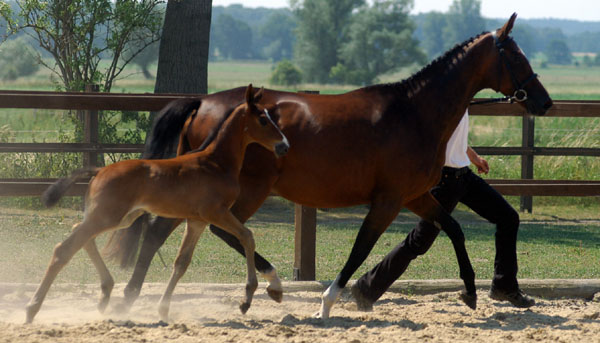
[143,97,202,160]
[41,168,100,207]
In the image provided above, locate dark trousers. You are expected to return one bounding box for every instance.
[355,166,521,303]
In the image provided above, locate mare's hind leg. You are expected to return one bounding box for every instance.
[406,192,477,309]
[158,219,206,321]
[26,220,100,323]
[209,211,258,314]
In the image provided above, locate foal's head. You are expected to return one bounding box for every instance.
[241,84,289,157]
[485,13,553,115]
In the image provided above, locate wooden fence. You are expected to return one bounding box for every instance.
[0,90,599,280]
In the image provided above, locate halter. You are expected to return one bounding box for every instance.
[470,32,538,106]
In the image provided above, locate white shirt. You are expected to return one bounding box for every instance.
[444,110,470,168]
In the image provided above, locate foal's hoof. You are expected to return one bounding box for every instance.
[459,291,477,310]
[97,298,110,314]
[267,287,283,303]
[239,302,250,314]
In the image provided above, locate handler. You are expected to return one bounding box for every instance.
[351,109,535,310]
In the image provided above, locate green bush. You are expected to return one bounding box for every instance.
[270,60,302,86]
[0,37,39,80]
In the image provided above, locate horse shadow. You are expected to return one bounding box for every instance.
[202,313,426,331]
[453,308,577,331]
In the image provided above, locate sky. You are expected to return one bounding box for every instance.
[211,0,600,22]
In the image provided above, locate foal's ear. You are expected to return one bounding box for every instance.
[497,13,517,41]
[245,83,254,104]
[254,87,264,103]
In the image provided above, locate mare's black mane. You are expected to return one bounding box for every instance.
[365,31,489,99]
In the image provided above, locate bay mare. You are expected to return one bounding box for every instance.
[25,85,290,323]
[107,14,552,319]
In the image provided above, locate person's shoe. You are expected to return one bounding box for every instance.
[351,283,373,312]
[489,287,535,308]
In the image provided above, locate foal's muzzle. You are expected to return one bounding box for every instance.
[275,142,289,157]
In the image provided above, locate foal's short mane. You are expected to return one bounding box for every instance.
[365,31,490,99]
[186,102,242,155]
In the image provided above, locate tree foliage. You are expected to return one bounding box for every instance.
[291,0,364,83]
[270,59,302,86]
[546,39,572,65]
[443,0,485,50]
[334,0,426,85]
[292,0,423,85]
[258,11,295,61]
[210,13,253,60]
[0,36,39,80]
[1,0,164,92]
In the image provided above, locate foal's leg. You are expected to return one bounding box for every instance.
[25,221,99,323]
[317,196,402,319]
[158,219,206,321]
[406,192,477,309]
[209,211,258,314]
[83,239,114,313]
[120,217,182,311]
[209,171,282,302]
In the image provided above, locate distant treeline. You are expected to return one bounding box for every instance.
[209,4,600,62]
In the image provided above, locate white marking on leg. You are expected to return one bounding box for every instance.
[261,266,282,292]
[317,275,342,319]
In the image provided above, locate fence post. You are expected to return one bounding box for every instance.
[83,84,100,168]
[294,204,317,281]
[293,90,319,281]
[520,114,535,212]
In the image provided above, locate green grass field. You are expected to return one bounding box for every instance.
[0,60,599,284]
[0,198,598,285]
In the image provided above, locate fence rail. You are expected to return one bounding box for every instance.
[0,90,599,280]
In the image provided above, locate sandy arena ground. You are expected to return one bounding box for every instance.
[1,282,599,343]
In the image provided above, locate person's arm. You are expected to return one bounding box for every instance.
[467,146,489,174]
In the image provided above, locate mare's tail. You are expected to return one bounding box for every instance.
[41,168,99,207]
[102,97,201,268]
[143,97,202,159]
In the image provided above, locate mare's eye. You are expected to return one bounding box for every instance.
[259,116,268,126]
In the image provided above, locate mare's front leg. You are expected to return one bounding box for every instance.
[406,192,477,309]
[121,217,182,312]
[158,219,206,321]
[317,196,402,319]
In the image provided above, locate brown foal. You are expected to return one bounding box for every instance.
[25,84,289,323]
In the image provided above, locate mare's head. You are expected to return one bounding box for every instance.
[241,84,289,157]
[484,13,552,115]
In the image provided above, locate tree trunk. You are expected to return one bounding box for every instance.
[154,0,212,94]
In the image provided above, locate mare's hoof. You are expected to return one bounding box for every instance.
[351,283,373,312]
[459,291,477,310]
[267,287,283,303]
[239,302,250,314]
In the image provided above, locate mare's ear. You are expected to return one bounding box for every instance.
[245,83,254,104]
[497,13,517,41]
[254,87,264,103]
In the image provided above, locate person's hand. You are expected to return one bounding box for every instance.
[472,156,489,174]
[467,146,489,174]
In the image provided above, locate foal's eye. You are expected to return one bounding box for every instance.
[259,116,268,126]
